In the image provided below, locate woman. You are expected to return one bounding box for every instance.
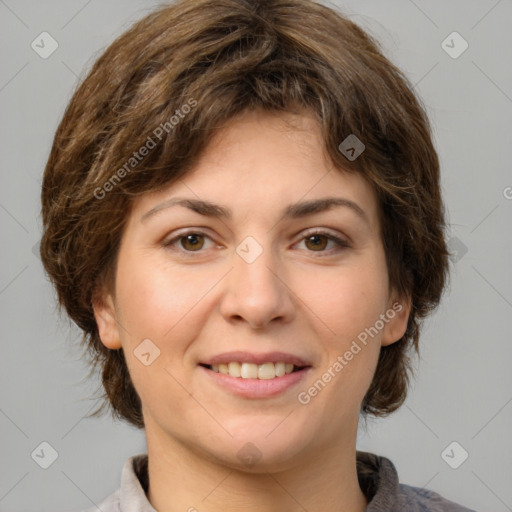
[40,0,477,510]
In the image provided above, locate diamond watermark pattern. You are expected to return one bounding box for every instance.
[447,236,468,263]
[134,338,161,366]
[236,236,263,264]
[31,32,59,59]
[237,442,263,467]
[338,134,365,161]
[31,441,59,469]
[441,32,468,59]
[441,441,469,469]
[32,239,41,259]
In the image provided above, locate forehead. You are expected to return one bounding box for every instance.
[129,109,380,231]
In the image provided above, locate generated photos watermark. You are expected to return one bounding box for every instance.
[93,98,197,200]
[297,302,403,405]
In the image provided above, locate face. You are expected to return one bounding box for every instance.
[94,109,409,471]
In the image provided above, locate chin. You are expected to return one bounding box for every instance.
[209,441,307,474]
[204,421,312,471]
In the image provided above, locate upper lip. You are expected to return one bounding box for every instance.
[200,351,312,367]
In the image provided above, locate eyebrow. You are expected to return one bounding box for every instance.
[140,196,370,225]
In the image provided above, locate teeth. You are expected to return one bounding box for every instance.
[241,362,258,379]
[256,362,274,380]
[228,362,241,377]
[274,362,285,378]
[208,361,300,379]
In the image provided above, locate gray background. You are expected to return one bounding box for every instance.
[1,0,511,510]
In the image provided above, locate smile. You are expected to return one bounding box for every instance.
[199,363,312,399]
[201,361,305,379]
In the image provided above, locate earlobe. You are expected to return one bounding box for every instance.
[92,289,122,350]
[381,296,411,347]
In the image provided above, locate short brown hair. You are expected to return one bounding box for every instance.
[40,0,449,429]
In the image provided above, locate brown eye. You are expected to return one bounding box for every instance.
[180,233,205,251]
[304,234,329,251]
[164,229,216,257]
[296,230,350,255]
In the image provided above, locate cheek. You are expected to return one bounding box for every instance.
[297,252,389,343]
[293,250,388,400]
[113,250,203,410]
[115,249,220,342]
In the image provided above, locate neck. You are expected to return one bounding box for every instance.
[145,424,368,512]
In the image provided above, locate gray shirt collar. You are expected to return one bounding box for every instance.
[111,451,473,511]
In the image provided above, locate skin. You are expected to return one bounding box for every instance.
[94,108,410,512]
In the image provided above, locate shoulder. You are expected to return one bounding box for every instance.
[397,484,478,512]
[356,451,478,512]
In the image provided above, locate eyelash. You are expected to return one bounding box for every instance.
[163,228,350,258]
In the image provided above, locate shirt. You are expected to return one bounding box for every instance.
[85,451,478,511]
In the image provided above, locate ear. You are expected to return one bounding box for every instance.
[92,286,122,350]
[381,293,411,347]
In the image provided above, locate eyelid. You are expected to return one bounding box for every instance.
[299,227,350,245]
[162,227,218,255]
[295,228,351,254]
[163,226,351,256]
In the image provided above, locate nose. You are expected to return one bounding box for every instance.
[219,241,296,329]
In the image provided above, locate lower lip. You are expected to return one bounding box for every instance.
[199,365,312,399]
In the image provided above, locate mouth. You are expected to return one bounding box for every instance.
[199,362,309,380]
[198,351,313,397]
[198,361,312,399]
